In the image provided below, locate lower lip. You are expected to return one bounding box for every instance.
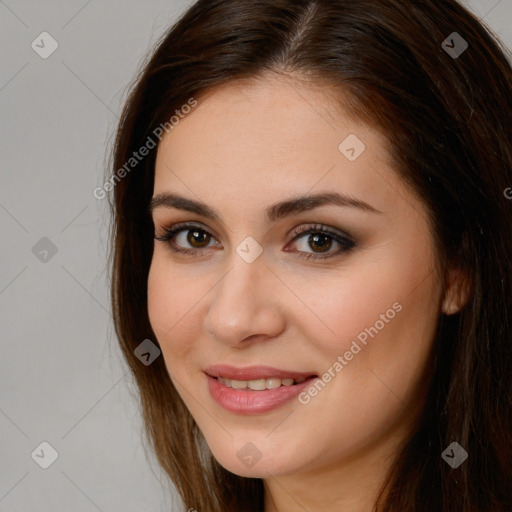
[206,374,317,414]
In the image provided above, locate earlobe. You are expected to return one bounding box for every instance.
[442,267,471,315]
[442,297,463,315]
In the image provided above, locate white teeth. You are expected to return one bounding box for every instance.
[230,379,248,389]
[217,376,308,390]
[248,379,267,390]
[265,378,282,389]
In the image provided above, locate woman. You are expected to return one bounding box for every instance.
[106,0,512,510]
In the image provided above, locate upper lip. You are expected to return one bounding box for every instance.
[204,364,317,381]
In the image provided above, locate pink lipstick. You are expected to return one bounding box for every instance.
[204,365,318,414]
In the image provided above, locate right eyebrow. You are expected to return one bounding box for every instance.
[149,193,221,221]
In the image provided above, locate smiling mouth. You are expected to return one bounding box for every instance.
[204,366,319,414]
[215,376,315,390]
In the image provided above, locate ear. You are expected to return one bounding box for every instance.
[441,266,471,315]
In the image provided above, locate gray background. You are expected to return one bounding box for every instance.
[1,1,511,511]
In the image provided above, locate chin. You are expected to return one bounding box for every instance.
[205,436,305,479]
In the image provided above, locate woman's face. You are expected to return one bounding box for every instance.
[148,74,444,480]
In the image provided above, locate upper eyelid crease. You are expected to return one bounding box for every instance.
[148,191,382,222]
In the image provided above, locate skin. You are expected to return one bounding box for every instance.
[147,73,463,512]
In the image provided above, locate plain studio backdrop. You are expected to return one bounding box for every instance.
[0,1,511,511]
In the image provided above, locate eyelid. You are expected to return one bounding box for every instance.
[287,224,355,260]
[289,223,354,243]
[154,221,223,253]
[155,221,221,242]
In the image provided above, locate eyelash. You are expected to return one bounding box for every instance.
[154,222,355,261]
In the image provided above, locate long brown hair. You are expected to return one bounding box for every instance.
[106,1,512,510]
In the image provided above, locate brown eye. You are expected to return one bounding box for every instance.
[308,233,332,253]
[155,222,354,261]
[289,224,355,261]
[154,223,220,254]
[186,229,211,248]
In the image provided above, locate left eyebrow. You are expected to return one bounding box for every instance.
[265,191,382,221]
[148,191,382,221]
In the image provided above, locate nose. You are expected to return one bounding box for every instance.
[203,250,286,347]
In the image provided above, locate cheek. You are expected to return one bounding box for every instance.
[288,255,437,350]
[147,259,174,336]
[282,275,439,469]
[147,255,202,359]
[288,244,441,401]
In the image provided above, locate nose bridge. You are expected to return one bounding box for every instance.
[204,248,284,344]
[221,252,261,306]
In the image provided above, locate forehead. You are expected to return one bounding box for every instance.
[157,74,379,154]
[153,73,403,217]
